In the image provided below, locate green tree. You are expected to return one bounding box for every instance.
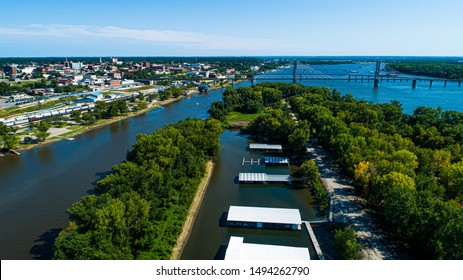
[288,123,311,154]
[333,226,362,260]
[82,112,96,125]
[34,120,51,142]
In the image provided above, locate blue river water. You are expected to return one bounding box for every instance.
[0,62,461,259]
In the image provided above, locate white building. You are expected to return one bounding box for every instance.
[224,236,310,260]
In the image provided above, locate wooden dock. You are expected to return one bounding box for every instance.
[303,221,325,260]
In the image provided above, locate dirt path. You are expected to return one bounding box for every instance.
[170,161,215,260]
[306,141,393,260]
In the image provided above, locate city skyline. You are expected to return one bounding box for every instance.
[1,0,462,57]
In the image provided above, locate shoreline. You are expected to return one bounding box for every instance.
[170,161,215,260]
[8,87,217,154]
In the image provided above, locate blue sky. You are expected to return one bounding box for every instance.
[1,0,462,57]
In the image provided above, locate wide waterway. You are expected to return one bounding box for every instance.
[2,63,463,259]
[0,89,226,259]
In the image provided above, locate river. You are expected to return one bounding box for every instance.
[0,90,224,259]
[1,62,462,260]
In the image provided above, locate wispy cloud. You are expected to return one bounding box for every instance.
[0,24,307,53]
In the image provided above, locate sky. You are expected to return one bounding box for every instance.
[0,0,462,57]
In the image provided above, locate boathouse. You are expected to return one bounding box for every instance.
[264,156,290,166]
[238,172,291,184]
[249,143,282,152]
[227,206,302,230]
[224,236,310,260]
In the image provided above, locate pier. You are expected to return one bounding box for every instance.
[303,221,324,260]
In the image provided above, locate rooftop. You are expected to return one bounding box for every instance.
[249,143,282,150]
[238,172,291,183]
[224,236,310,260]
[227,205,302,225]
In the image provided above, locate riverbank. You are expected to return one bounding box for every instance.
[171,161,214,260]
[11,88,209,154]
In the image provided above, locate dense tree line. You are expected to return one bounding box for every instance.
[208,82,463,259]
[259,82,463,259]
[387,62,463,80]
[53,118,223,259]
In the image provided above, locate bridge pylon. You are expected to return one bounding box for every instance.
[293,61,297,83]
[374,60,381,88]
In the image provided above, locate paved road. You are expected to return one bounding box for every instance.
[306,141,393,260]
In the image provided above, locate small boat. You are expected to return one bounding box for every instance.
[349,70,359,73]
[65,137,74,141]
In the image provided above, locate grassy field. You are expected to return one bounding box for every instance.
[224,111,262,128]
[225,111,262,122]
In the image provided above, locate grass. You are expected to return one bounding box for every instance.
[225,111,262,123]
[118,85,155,93]
[223,111,263,128]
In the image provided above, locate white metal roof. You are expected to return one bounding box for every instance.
[227,206,302,225]
[264,156,290,164]
[249,143,282,150]
[238,173,291,182]
[225,236,310,260]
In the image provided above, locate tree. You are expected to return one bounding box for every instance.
[34,120,51,142]
[82,112,96,125]
[1,124,20,150]
[440,161,463,201]
[333,226,362,260]
[288,123,311,154]
[70,110,82,123]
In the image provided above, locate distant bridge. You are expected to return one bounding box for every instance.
[141,61,462,89]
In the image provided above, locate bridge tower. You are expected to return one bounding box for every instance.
[374,60,381,88]
[292,61,297,84]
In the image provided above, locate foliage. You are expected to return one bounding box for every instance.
[230,82,463,259]
[53,118,223,259]
[34,120,51,142]
[294,160,329,212]
[333,225,362,260]
[0,124,20,149]
[388,62,463,80]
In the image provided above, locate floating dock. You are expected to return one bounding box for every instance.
[238,172,291,184]
[264,156,290,166]
[224,236,310,260]
[227,205,302,230]
[249,143,282,152]
[242,157,261,165]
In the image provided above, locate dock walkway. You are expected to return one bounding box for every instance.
[303,221,324,260]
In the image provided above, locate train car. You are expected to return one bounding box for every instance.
[14,119,29,126]
[51,110,60,116]
[14,116,28,122]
